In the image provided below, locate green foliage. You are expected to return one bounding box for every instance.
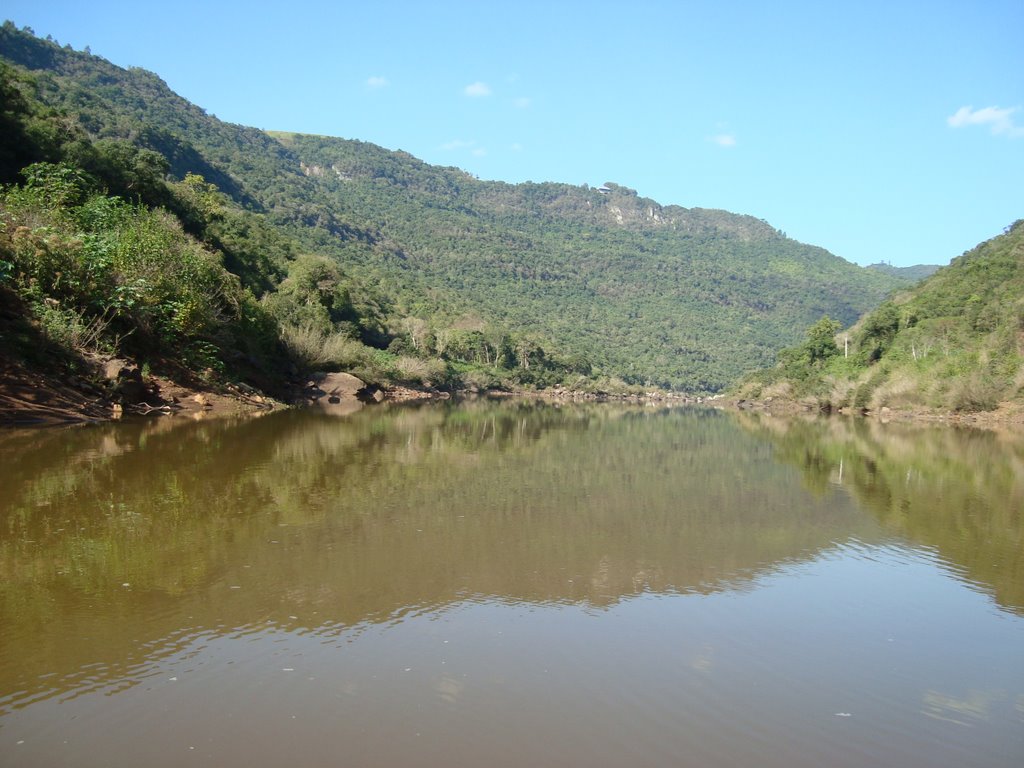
[865,262,939,282]
[950,373,1002,413]
[859,301,900,362]
[804,316,841,364]
[0,26,913,393]
[768,315,842,394]
[852,368,887,411]
[33,300,118,353]
[0,160,288,385]
[0,61,62,182]
[740,220,1024,412]
[262,132,904,390]
[21,160,88,207]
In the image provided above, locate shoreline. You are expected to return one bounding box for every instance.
[717,395,1024,431]
[4,359,1023,431]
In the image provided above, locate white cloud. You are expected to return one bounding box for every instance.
[947,105,1024,137]
[366,76,389,89]
[441,139,486,156]
[441,139,475,151]
[464,81,491,97]
[441,139,488,157]
[514,96,531,109]
[510,143,524,152]
[711,133,737,147]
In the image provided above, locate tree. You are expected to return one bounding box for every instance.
[804,315,841,365]
[400,316,430,352]
[20,161,90,207]
[860,303,900,362]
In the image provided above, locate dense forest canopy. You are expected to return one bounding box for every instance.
[1,23,914,394]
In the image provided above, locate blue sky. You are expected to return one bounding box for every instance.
[5,1,1022,267]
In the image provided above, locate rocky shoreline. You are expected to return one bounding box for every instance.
[0,356,721,427]
[0,361,455,427]
[5,356,1022,431]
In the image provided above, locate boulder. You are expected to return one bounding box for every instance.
[307,372,373,415]
[102,359,150,404]
[360,386,386,404]
[308,372,367,401]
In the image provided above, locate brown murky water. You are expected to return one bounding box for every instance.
[1,402,1022,767]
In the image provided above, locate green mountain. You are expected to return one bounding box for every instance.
[739,220,1024,413]
[866,262,940,282]
[266,133,909,390]
[0,23,909,393]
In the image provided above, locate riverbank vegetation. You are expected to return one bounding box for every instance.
[0,22,912,415]
[735,220,1024,415]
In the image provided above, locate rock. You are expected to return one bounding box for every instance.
[353,384,385,403]
[309,372,366,401]
[101,358,152,403]
[103,358,133,381]
[307,372,374,415]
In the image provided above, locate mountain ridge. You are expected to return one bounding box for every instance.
[1,21,914,394]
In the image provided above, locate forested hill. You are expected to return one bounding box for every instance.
[269,131,915,389]
[739,220,1024,414]
[1,23,911,391]
[866,262,940,282]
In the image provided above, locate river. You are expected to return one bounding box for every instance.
[1,401,1021,767]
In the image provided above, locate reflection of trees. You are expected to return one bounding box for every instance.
[1,402,875,711]
[736,412,1024,615]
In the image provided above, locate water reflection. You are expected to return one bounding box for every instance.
[1,403,1022,767]
[733,412,1024,615]
[0,404,872,707]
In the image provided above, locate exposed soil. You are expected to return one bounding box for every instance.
[0,356,279,426]
[0,359,112,425]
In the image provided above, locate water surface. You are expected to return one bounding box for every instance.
[1,402,1021,767]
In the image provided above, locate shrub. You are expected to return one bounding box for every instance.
[35,301,119,353]
[279,322,387,375]
[951,374,1003,413]
[852,369,888,411]
[393,355,446,385]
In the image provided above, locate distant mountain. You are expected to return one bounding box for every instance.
[270,131,915,389]
[866,262,940,282]
[0,23,910,392]
[739,220,1024,413]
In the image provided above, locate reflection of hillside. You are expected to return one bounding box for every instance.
[1,402,876,712]
[735,412,1024,615]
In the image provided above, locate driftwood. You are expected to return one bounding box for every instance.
[130,402,178,414]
